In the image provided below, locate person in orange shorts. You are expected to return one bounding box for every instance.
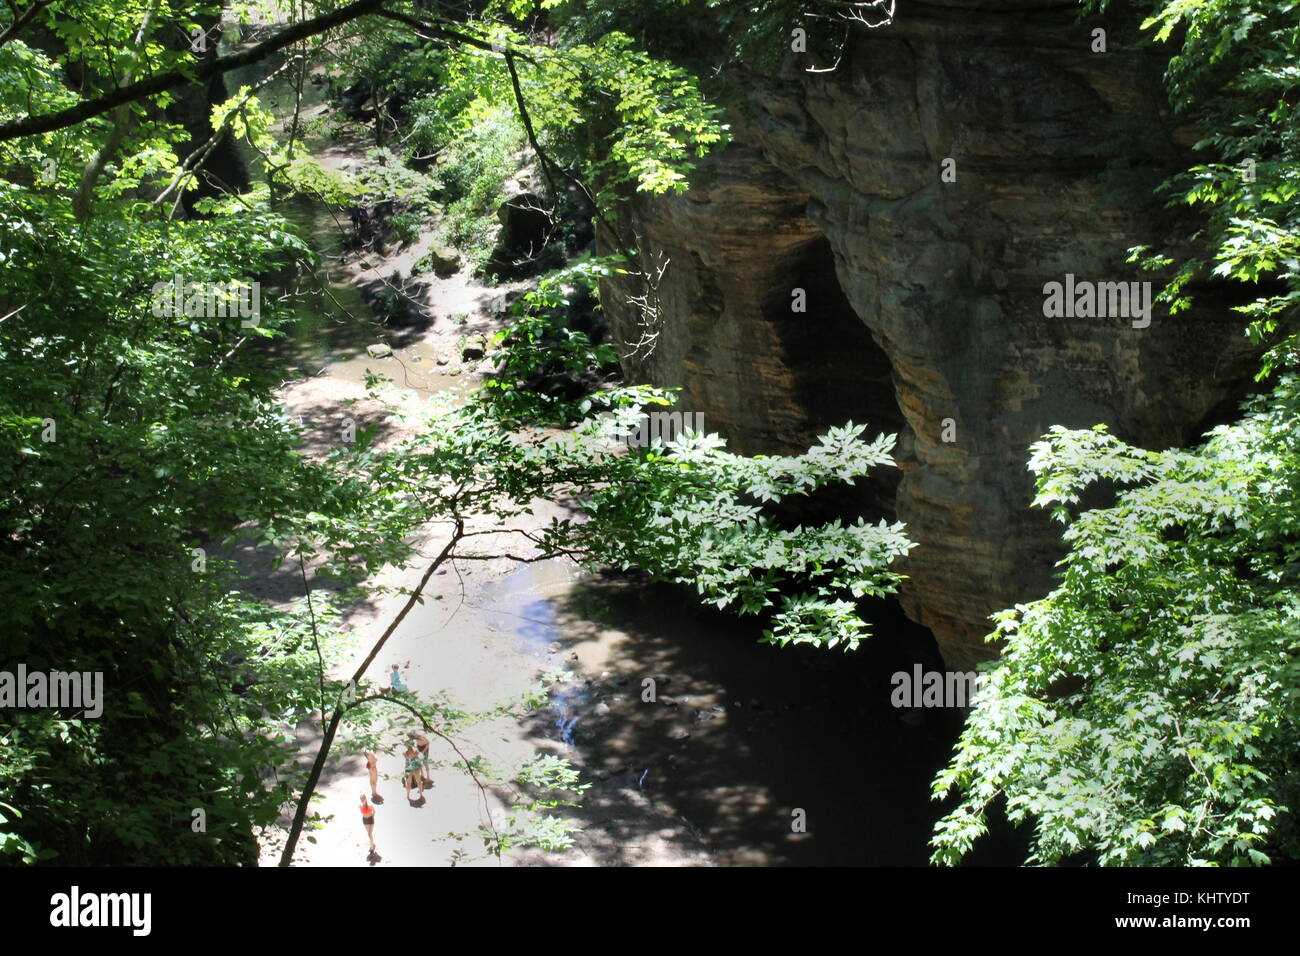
[359,793,376,855]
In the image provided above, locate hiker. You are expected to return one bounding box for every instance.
[389,664,407,693]
[410,732,431,786]
[403,745,424,801]
[364,750,380,801]
[359,793,376,855]
[348,206,373,249]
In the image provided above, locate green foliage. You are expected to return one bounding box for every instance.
[475,753,589,857]
[361,14,730,212]
[558,413,912,649]
[1109,0,1300,372]
[933,380,1300,865]
[362,374,911,654]
[355,147,440,212]
[0,178,330,863]
[432,111,526,262]
[479,257,620,424]
[388,209,425,246]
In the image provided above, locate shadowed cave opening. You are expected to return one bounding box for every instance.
[765,231,906,525]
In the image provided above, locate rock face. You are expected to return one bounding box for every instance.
[599,4,1260,667]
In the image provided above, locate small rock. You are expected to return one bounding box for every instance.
[436,357,449,366]
[593,702,611,717]
[671,732,691,741]
[366,343,392,358]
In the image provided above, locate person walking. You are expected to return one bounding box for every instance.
[359,793,376,855]
[364,750,381,801]
[403,745,424,801]
[410,732,431,786]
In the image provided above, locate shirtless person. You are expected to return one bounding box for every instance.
[364,750,381,801]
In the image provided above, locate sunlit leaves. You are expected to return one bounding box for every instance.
[932,375,1300,866]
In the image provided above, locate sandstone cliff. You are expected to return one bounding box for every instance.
[599,2,1260,667]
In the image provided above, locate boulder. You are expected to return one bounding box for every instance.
[414,243,461,278]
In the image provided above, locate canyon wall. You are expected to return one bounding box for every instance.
[600,2,1260,667]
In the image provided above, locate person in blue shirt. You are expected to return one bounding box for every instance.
[389,663,407,693]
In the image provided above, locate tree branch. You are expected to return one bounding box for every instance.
[370,7,534,62]
[0,0,385,141]
[151,53,298,211]
[0,0,51,50]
